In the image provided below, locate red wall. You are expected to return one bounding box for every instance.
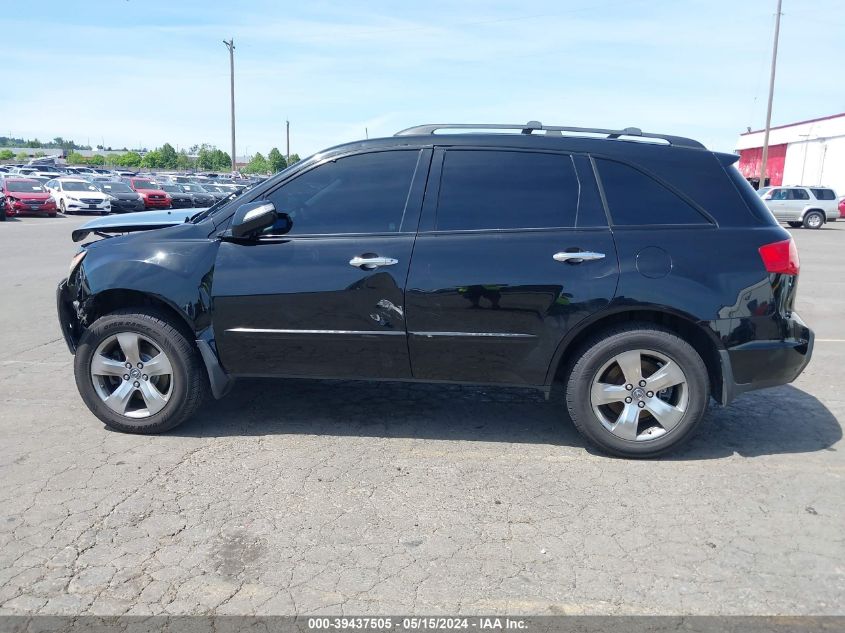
[737,144,787,186]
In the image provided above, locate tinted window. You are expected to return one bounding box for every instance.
[436,150,579,230]
[267,150,419,235]
[788,189,810,200]
[596,159,709,225]
[809,188,835,200]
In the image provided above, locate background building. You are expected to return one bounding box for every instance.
[735,113,845,194]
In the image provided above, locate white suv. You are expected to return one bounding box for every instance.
[44,178,111,215]
[759,186,838,229]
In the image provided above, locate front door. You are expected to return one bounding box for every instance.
[212,148,430,379]
[405,149,619,386]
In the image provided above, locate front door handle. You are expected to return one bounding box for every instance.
[349,255,399,269]
[553,251,605,263]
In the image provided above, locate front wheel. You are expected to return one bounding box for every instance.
[74,309,209,433]
[564,323,709,458]
[803,211,824,229]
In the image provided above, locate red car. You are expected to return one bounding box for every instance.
[124,178,172,210]
[2,178,58,217]
[839,197,845,219]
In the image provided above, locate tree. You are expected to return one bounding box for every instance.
[287,153,301,166]
[243,152,269,174]
[15,151,29,161]
[159,143,178,169]
[268,147,287,172]
[141,150,163,169]
[175,150,192,171]
[89,154,106,166]
[113,151,142,167]
[67,152,87,165]
[0,149,13,160]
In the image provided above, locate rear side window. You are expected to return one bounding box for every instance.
[596,159,709,226]
[788,189,810,200]
[809,188,836,200]
[435,150,579,230]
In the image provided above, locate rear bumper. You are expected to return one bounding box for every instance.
[720,312,814,405]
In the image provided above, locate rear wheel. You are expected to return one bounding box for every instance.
[803,211,824,229]
[74,309,208,433]
[564,323,709,458]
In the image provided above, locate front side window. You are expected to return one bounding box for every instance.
[769,189,787,200]
[596,159,709,226]
[266,150,420,235]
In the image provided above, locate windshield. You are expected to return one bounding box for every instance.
[160,185,182,193]
[182,184,207,193]
[132,179,157,189]
[62,181,99,192]
[100,183,132,193]
[6,180,45,192]
[204,185,223,192]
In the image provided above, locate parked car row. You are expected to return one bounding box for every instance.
[1,172,263,219]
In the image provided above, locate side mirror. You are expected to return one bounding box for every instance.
[230,200,280,239]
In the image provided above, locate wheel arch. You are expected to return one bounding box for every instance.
[802,207,826,219]
[85,288,196,342]
[547,307,725,402]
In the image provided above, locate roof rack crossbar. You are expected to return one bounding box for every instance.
[394,121,705,149]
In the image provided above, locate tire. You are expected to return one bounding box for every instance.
[564,323,709,458]
[59,199,67,214]
[787,221,802,228]
[803,211,824,229]
[74,309,208,434]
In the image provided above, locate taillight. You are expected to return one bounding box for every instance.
[758,238,799,275]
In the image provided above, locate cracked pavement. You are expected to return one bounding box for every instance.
[0,216,843,615]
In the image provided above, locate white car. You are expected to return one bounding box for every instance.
[758,186,839,229]
[44,178,111,215]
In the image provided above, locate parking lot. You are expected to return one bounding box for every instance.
[0,215,842,616]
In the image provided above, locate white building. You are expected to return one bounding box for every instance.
[735,112,845,195]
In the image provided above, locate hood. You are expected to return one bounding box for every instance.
[65,190,108,200]
[7,190,50,199]
[71,208,201,242]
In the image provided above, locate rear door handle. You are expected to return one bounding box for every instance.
[349,255,399,269]
[553,251,605,263]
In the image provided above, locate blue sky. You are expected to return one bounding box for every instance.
[2,0,843,158]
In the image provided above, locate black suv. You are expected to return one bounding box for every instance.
[56,122,813,457]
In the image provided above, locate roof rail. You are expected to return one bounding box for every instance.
[394,121,705,149]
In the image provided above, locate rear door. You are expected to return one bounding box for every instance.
[405,148,619,386]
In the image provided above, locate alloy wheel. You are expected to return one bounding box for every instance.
[590,349,689,442]
[90,332,173,418]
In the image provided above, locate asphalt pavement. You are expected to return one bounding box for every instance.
[0,214,842,615]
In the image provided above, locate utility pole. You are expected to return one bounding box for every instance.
[286,120,290,163]
[223,39,236,173]
[759,0,782,189]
